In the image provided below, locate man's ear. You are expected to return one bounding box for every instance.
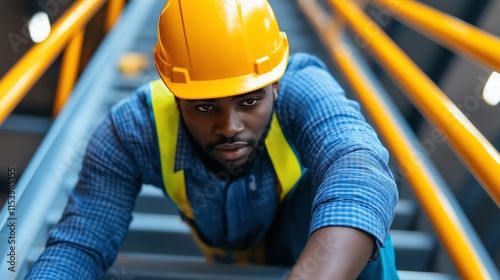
[273,81,279,101]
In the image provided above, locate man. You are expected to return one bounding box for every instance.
[27,0,398,279]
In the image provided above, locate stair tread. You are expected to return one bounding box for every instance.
[104,252,454,280]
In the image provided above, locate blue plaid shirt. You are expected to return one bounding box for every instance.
[26,53,398,279]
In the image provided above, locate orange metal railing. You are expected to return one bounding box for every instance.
[52,29,85,117]
[297,0,500,279]
[105,0,125,32]
[0,0,125,123]
[53,0,125,116]
[328,0,500,208]
[371,0,500,73]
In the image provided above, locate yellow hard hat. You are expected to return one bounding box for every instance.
[153,0,289,99]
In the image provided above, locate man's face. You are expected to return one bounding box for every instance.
[178,83,277,173]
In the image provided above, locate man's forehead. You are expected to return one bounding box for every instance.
[184,86,269,103]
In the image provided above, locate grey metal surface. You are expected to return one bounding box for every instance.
[103,253,290,280]
[103,253,458,280]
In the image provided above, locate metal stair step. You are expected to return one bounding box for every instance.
[120,213,436,272]
[392,198,418,230]
[103,252,455,280]
[133,184,178,215]
[44,211,446,279]
[134,186,420,232]
[398,270,455,280]
[391,229,436,271]
[120,213,203,257]
[103,252,289,280]
[133,186,425,266]
[48,194,436,272]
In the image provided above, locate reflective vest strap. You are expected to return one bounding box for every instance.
[150,80,194,219]
[266,114,302,202]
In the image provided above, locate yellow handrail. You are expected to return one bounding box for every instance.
[297,0,499,278]
[329,0,500,207]
[332,45,492,279]
[0,0,106,125]
[371,0,500,72]
[52,0,125,117]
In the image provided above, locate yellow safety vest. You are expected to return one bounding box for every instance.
[150,79,303,220]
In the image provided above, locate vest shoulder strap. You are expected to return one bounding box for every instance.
[150,79,194,219]
[265,114,302,201]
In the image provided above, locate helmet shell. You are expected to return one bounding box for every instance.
[154,0,289,99]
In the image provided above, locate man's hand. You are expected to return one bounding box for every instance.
[287,226,374,280]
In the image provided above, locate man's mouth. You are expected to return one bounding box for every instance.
[213,142,249,161]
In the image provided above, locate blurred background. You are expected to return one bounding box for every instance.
[0,0,108,190]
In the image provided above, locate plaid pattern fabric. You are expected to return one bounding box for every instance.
[26,53,398,279]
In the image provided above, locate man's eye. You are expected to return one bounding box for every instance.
[196,105,213,112]
[241,98,259,107]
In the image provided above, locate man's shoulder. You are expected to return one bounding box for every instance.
[108,82,154,136]
[110,82,151,117]
[279,52,335,98]
[286,52,328,73]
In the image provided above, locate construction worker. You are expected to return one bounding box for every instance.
[26,0,398,279]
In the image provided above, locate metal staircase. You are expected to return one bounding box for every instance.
[1,0,499,279]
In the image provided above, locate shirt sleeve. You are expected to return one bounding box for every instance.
[277,53,398,247]
[25,93,147,279]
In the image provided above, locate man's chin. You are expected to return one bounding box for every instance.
[219,156,247,171]
[213,154,255,178]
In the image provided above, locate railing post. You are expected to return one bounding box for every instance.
[53,29,85,117]
[105,0,126,32]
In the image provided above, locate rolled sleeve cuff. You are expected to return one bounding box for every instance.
[309,200,388,249]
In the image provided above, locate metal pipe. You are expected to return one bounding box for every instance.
[329,0,500,208]
[53,29,85,117]
[372,0,500,72]
[105,0,126,32]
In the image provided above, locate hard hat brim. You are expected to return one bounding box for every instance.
[154,48,289,100]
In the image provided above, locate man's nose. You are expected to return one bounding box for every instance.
[214,109,244,138]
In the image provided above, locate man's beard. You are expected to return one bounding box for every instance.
[180,107,274,181]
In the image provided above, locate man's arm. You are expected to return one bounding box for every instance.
[25,93,148,279]
[288,227,373,279]
[277,53,398,277]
